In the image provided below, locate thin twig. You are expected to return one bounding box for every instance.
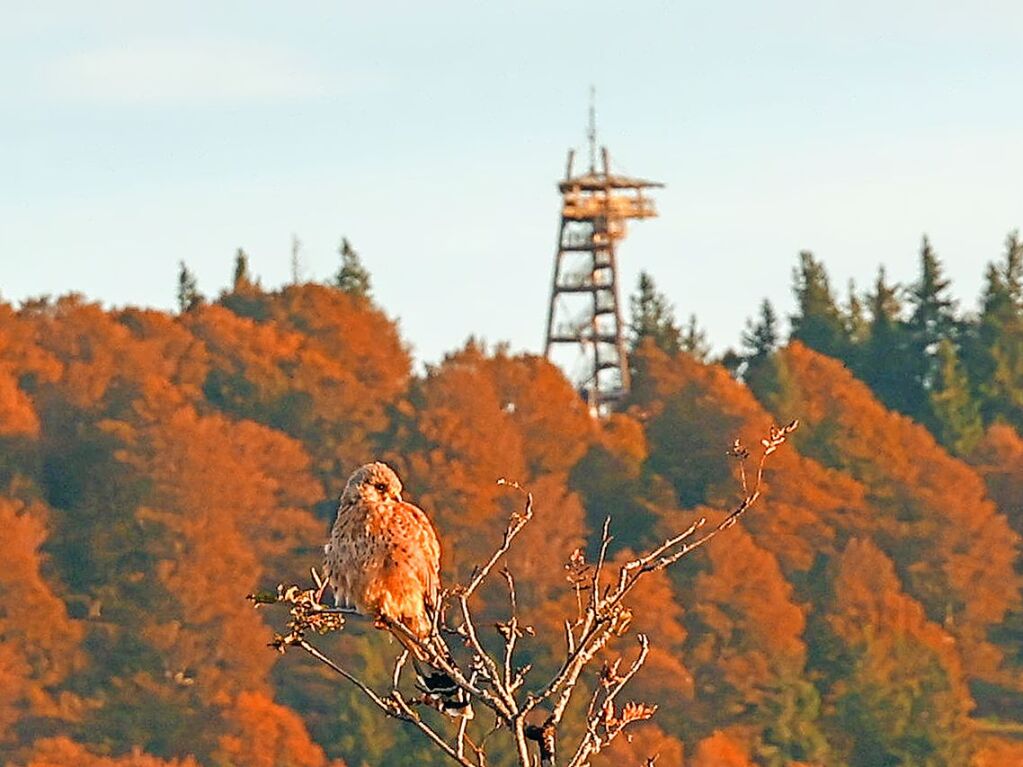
[269,423,796,767]
[566,635,652,767]
[456,670,479,761]
[392,649,410,690]
[382,615,504,715]
[298,640,399,717]
[501,569,520,691]
[458,593,517,714]
[591,516,613,616]
[546,626,615,727]
[463,481,533,597]
[390,690,477,767]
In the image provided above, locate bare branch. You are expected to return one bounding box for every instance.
[393,649,410,690]
[499,568,526,692]
[390,690,478,767]
[261,422,797,767]
[382,614,507,717]
[456,670,479,762]
[591,516,613,616]
[456,593,517,715]
[297,639,396,715]
[566,635,652,767]
[565,548,592,623]
[302,638,477,767]
[463,480,534,597]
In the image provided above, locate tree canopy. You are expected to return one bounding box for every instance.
[2,235,1023,766]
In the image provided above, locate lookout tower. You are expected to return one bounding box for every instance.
[543,108,663,415]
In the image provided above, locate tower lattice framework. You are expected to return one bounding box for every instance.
[543,145,663,415]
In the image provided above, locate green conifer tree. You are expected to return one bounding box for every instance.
[740,298,783,397]
[680,314,711,361]
[965,231,1023,429]
[857,267,914,414]
[232,248,253,293]
[742,298,780,365]
[843,279,870,356]
[929,338,983,454]
[176,261,202,313]
[907,237,957,401]
[790,251,848,361]
[629,271,681,355]
[334,237,372,298]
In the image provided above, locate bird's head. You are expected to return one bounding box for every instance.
[341,461,404,506]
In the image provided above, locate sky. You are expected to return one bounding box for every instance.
[3,2,1022,371]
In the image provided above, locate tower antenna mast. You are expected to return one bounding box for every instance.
[587,85,597,174]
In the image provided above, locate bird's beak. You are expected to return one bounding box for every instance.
[395,492,403,503]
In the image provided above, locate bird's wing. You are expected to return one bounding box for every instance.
[324,503,364,608]
[397,500,442,608]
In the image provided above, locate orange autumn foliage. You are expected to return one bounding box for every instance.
[829,539,962,658]
[115,308,211,403]
[408,344,528,501]
[396,345,590,639]
[0,642,32,740]
[0,497,83,739]
[688,517,807,681]
[189,302,393,481]
[213,691,344,767]
[601,412,649,467]
[265,285,410,402]
[2,277,1021,766]
[487,352,595,477]
[968,423,1023,529]
[215,285,410,459]
[825,539,974,763]
[0,304,61,436]
[630,343,869,574]
[772,342,1021,679]
[971,736,1023,767]
[689,730,755,767]
[115,401,323,699]
[681,513,809,741]
[594,722,684,766]
[502,472,588,636]
[21,297,167,412]
[0,368,41,437]
[19,737,201,767]
[390,350,590,673]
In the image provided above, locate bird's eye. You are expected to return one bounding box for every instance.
[374,482,388,493]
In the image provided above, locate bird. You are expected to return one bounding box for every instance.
[323,461,471,717]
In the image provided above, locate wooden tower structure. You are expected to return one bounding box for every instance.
[543,113,663,415]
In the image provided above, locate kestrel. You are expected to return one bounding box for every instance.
[323,461,469,716]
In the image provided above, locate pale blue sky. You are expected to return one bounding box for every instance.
[3,2,1021,366]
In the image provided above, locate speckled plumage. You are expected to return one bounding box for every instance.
[324,462,441,641]
[324,461,471,717]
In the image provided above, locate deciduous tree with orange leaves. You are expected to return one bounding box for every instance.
[2,242,1022,767]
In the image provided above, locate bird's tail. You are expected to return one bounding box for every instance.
[392,628,473,718]
[411,657,473,719]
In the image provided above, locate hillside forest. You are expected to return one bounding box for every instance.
[2,234,1023,766]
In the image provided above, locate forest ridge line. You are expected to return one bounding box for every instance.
[0,230,1021,766]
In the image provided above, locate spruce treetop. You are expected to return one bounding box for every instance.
[629,271,681,356]
[334,237,372,299]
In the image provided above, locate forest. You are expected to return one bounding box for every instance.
[1,233,1022,767]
